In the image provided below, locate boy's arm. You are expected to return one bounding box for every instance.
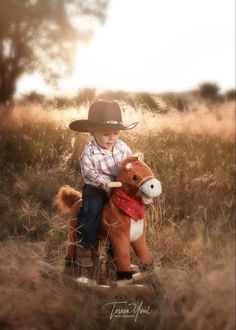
[80,154,111,193]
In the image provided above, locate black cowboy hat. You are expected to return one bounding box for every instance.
[69,100,138,132]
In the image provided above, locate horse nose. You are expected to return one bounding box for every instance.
[139,178,162,198]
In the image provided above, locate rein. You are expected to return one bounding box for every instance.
[138,175,154,187]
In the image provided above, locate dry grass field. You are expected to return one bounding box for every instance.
[0,96,235,329]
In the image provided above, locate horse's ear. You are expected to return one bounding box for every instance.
[125,162,133,170]
[133,152,144,161]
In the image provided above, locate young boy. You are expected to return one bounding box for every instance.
[69,100,138,266]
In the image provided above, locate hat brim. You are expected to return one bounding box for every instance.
[69,120,138,132]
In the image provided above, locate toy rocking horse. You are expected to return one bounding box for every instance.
[55,155,162,282]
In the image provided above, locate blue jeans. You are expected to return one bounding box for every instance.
[77,184,108,248]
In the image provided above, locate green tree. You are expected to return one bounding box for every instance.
[0,0,109,104]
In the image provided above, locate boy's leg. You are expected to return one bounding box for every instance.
[77,184,108,266]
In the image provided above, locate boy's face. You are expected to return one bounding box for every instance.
[91,126,120,151]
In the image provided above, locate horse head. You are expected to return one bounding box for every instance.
[109,154,162,204]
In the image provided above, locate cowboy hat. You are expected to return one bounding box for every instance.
[69,100,138,132]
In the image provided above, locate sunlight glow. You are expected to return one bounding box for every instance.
[17,0,235,96]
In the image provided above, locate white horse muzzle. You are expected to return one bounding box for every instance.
[139,178,162,199]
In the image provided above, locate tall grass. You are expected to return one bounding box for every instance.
[0,241,234,329]
[0,100,235,329]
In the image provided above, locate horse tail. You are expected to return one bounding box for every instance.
[54,185,82,215]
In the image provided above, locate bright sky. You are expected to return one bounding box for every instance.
[17,0,235,96]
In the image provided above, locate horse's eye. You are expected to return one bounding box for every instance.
[132,175,139,181]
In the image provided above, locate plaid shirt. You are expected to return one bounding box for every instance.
[80,138,132,192]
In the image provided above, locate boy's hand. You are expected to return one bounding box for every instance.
[104,181,122,197]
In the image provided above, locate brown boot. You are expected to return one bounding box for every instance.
[77,247,93,267]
